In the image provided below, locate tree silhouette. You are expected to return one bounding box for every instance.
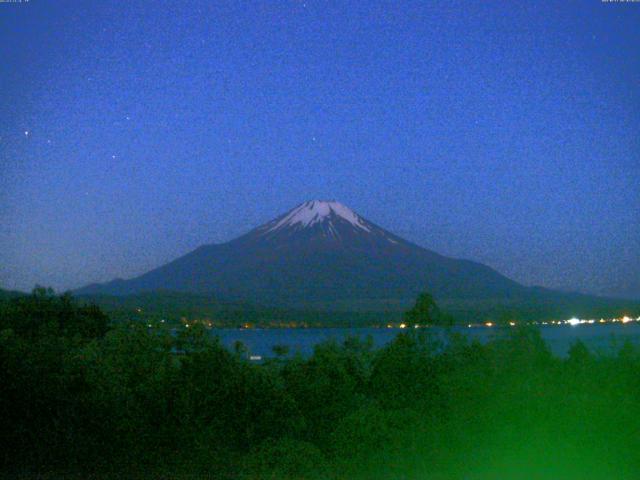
[404,291,452,326]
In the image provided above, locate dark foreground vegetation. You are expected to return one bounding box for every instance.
[2,289,640,479]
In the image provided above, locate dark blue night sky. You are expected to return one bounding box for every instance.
[1,1,638,298]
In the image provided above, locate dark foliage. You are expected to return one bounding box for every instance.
[2,291,640,479]
[0,287,109,339]
[404,291,456,326]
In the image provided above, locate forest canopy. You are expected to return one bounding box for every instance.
[1,290,640,479]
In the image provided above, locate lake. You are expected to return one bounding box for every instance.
[212,323,640,359]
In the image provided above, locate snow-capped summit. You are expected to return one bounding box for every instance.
[249,199,407,246]
[263,200,371,234]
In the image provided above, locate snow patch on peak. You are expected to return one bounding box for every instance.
[266,200,371,233]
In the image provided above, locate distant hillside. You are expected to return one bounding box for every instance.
[79,289,640,328]
[78,291,396,328]
[439,287,640,324]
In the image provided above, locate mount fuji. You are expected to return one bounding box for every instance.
[77,200,629,318]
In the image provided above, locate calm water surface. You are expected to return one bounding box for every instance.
[212,324,640,359]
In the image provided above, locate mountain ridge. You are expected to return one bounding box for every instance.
[76,200,637,321]
[77,200,525,306]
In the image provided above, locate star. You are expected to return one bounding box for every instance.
[24,130,30,137]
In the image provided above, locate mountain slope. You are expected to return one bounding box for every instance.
[76,200,632,316]
[78,200,529,309]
